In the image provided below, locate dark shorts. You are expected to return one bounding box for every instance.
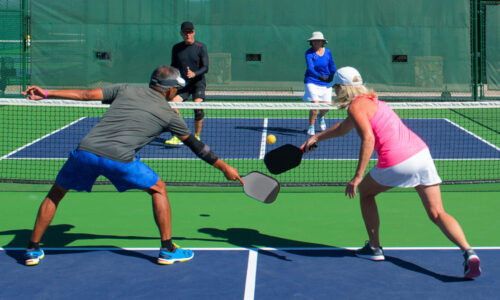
[177,79,206,101]
[56,150,159,192]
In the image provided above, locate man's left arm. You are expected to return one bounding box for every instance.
[194,44,209,77]
[23,86,104,101]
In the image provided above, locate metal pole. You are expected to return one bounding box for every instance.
[21,0,27,92]
[472,0,479,100]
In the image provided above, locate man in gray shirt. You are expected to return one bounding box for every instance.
[21,65,243,266]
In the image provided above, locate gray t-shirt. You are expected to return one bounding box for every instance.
[77,84,191,163]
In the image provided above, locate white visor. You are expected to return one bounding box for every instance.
[333,67,363,86]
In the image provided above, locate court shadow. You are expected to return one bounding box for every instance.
[4,248,158,266]
[109,249,158,264]
[150,137,168,146]
[4,248,103,265]
[385,255,471,282]
[185,227,354,261]
[191,227,471,281]
[0,224,158,265]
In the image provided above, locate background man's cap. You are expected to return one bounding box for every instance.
[181,21,194,31]
[307,31,327,43]
[333,67,363,86]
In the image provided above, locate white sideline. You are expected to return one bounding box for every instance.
[244,249,259,300]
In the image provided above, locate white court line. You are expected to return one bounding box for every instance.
[2,246,500,251]
[0,117,86,161]
[244,249,258,300]
[444,118,500,152]
[258,118,269,159]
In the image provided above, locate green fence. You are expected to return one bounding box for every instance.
[480,1,500,98]
[0,0,29,97]
[1,0,499,99]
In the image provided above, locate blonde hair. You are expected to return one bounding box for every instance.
[333,84,377,109]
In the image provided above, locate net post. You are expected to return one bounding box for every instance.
[472,0,479,101]
[21,0,29,93]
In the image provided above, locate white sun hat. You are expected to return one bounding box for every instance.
[307,31,328,43]
[333,66,363,86]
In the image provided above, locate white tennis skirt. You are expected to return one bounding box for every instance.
[303,83,332,103]
[369,148,442,188]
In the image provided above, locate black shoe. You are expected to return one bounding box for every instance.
[355,241,384,261]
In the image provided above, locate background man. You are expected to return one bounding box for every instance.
[165,21,209,146]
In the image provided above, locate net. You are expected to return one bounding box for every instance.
[1,98,499,186]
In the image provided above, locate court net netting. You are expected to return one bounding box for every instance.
[1,98,499,186]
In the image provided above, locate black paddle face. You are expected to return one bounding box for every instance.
[264,144,303,174]
[242,172,280,203]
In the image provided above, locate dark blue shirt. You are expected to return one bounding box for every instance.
[171,41,209,84]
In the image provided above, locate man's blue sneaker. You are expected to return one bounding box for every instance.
[355,241,385,261]
[157,246,194,265]
[24,248,45,266]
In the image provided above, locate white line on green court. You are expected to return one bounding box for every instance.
[259,118,269,159]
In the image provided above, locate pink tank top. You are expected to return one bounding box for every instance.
[352,96,428,168]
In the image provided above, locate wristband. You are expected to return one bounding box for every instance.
[44,90,48,99]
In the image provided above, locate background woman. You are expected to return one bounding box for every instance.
[303,31,337,135]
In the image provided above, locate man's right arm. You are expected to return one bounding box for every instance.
[23,86,104,101]
[179,134,244,184]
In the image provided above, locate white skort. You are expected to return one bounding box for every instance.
[369,148,442,188]
[303,83,332,103]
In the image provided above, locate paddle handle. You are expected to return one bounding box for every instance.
[300,143,317,153]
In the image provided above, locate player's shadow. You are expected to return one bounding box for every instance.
[178,227,354,262]
[188,227,469,282]
[150,137,169,146]
[0,224,158,265]
[384,255,470,282]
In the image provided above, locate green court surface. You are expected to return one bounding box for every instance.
[1,184,499,249]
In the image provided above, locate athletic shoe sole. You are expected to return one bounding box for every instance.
[355,253,385,261]
[464,256,481,278]
[25,252,45,266]
[157,255,194,265]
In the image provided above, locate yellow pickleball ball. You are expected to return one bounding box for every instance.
[267,134,276,144]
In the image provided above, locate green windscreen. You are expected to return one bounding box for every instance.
[486,5,500,91]
[29,0,472,94]
[0,0,25,97]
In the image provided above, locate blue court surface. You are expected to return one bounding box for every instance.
[1,248,499,299]
[7,117,500,160]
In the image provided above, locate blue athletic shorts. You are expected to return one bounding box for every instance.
[56,150,159,192]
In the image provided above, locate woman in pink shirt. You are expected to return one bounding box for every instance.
[302,67,481,279]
